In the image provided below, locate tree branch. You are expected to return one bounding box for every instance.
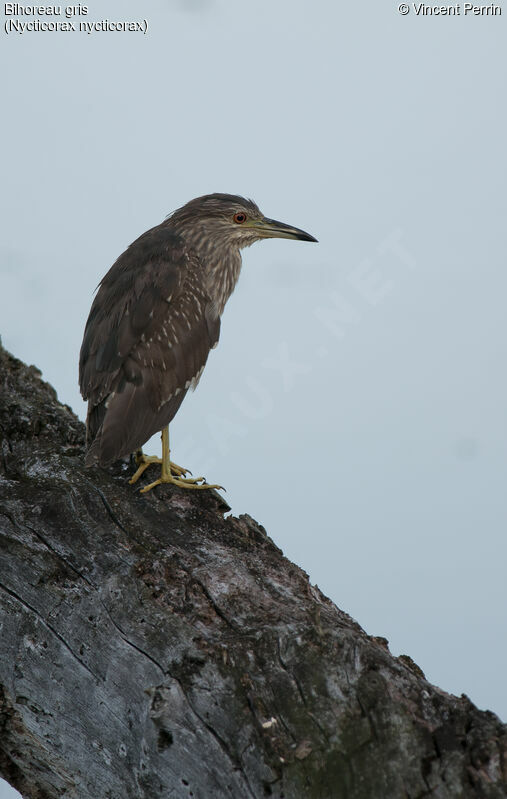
[0,340,506,798]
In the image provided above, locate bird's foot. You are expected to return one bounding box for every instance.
[129,453,190,485]
[140,471,224,494]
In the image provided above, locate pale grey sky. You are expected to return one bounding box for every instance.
[1,1,506,796]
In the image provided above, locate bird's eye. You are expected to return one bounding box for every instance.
[233,212,247,224]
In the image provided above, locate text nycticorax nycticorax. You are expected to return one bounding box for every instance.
[79,193,317,492]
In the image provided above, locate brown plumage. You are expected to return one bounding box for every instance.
[79,194,316,469]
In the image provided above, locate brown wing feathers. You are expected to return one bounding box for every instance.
[79,225,220,466]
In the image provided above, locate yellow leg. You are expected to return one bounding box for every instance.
[129,427,223,493]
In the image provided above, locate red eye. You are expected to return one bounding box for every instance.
[233,212,247,224]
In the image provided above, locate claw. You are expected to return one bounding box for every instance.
[130,431,223,494]
[129,453,190,485]
[140,475,223,494]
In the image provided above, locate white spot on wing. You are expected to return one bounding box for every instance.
[104,390,116,409]
[190,365,205,390]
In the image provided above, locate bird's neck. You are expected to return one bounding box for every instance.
[204,243,243,316]
[173,223,243,316]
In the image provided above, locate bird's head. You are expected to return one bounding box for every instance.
[168,193,317,251]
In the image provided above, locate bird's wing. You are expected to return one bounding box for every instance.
[79,225,220,462]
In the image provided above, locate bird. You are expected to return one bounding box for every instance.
[79,193,317,493]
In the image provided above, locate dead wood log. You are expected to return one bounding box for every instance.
[0,340,506,799]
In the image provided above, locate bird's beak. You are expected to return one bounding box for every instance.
[247,217,318,242]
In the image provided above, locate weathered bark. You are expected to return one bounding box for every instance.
[0,340,505,799]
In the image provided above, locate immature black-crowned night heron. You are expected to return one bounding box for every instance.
[79,193,317,492]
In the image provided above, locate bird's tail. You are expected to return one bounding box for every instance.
[84,386,187,467]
